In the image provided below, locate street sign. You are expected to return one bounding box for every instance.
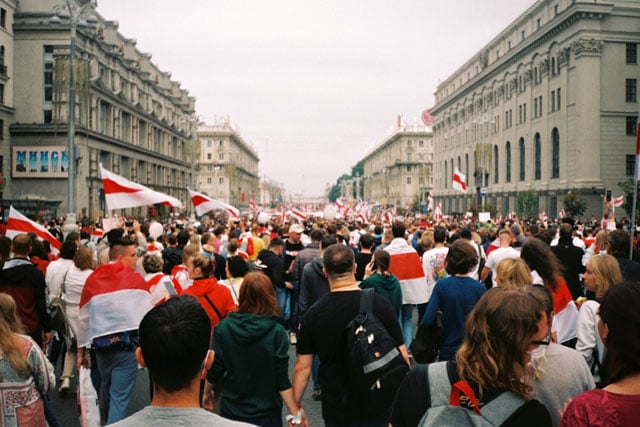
[480,187,488,197]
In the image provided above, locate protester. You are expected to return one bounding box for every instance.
[421,226,449,304]
[203,272,303,426]
[605,230,640,280]
[421,239,485,361]
[561,281,640,426]
[0,293,55,427]
[220,255,249,306]
[551,223,586,300]
[495,257,533,288]
[391,287,552,427]
[359,249,402,320]
[112,295,248,426]
[142,254,173,306]
[481,228,520,288]
[575,254,622,385]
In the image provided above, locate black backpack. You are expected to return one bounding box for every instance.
[344,288,410,414]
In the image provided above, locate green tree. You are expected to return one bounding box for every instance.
[328,184,341,202]
[517,190,539,220]
[563,191,587,218]
[619,178,640,220]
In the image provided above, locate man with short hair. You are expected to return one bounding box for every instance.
[0,233,51,347]
[77,238,153,425]
[481,228,520,287]
[606,229,640,280]
[111,296,248,426]
[552,223,586,300]
[354,233,374,281]
[293,244,409,426]
[383,221,427,347]
[422,226,449,307]
[257,238,291,318]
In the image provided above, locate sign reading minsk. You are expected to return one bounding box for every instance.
[12,146,69,178]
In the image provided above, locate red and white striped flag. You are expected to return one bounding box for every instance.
[290,207,307,221]
[613,195,624,207]
[452,168,467,193]
[539,211,548,222]
[280,207,287,225]
[435,203,442,219]
[188,189,239,219]
[559,209,566,218]
[5,206,62,255]
[427,193,434,211]
[250,196,259,212]
[100,165,183,210]
[357,212,369,224]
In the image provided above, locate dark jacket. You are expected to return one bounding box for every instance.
[299,257,330,319]
[615,256,640,282]
[292,243,321,282]
[0,258,50,334]
[359,272,403,318]
[551,238,585,300]
[208,312,290,419]
[162,246,183,275]
[257,249,285,288]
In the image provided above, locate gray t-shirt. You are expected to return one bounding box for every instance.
[111,406,252,426]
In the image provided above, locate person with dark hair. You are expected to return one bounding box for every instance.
[422,226,449,306]
[392,287,551,427]
[384,221,427,347]
[0,234,51,348]
[221,256,250,306]
[257,238,291,320]
[76,238,153,425]
[162,233,183,275]
[526,285,595,427]
[605,229,640,280]
[551,223,586,300]
[113,295,247,426]
[202,272,302,426]
[354,232,374,281]
[292,229,323,285]
[521,237,578,347]
[183,253,235,334]
[201,232,227,281]
[29,238,50,276]
[359,250,402,319]
[421,239,486,360]
[0,236,11,266]
[293,244,409,426]
[561,281,640,426]
[481,228,520,288]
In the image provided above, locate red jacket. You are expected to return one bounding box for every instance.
[183,277,235,332]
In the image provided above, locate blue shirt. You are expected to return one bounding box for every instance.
[422,276,486,360]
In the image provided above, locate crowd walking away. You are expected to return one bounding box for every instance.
[0,208,639,426]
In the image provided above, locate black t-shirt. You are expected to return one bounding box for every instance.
[390,363,551,427]
[354,252,372,281]
[297,289,404,424]
[284,240,305,281]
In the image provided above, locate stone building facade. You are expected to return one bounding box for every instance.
[431,0,640,218]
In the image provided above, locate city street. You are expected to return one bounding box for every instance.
[49,343,324,426]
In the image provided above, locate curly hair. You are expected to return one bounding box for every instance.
[456,287,543,399]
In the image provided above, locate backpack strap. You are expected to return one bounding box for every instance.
[204,294,224,321]
[479,391,525,425]
[358,288,375,322]
[426,362,451,408]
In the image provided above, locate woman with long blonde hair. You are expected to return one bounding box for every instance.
[0,293,55,426]
[495,258,533,288]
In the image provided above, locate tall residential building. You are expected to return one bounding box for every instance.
[362,122,433,207]
[0,1,16,207]
[431,0,640,217]
[7,0,196,220]
[196,118,260,208]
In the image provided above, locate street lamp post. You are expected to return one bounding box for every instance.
[50,0,97,234]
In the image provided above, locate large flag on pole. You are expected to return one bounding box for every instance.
[613,195,624,208]
[6,206,62,255]
[188,189,239,219]
[100,165,183,210]
[452,168,467,193]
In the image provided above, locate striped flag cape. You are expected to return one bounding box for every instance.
[188,189,239,219]
[6,206,62,255]
[384,238,427,304]
[76,262,153,347]
[100,165,183,210]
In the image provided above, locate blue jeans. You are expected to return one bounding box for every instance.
[275,287,289,322]
[289,280,300,333]
[95,349,138,425]
[312,354,321,391]
[401,304,414,348]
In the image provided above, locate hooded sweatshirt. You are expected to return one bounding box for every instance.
[207,312,290,419]
[299,257,330,319]
[256,249,285,288]
[359,272,403,319]
[183,277,235,331]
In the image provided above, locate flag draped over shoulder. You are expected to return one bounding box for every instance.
[452,168,467,193]
[6,206,62,255]
[76,262,153,347]
[188,189,239,219]
[100,165,183,210]
[384,238,427,304]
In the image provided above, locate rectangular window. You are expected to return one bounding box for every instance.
[627,116,638,135]
[207,140,212,147]
[626,43,638,64]
[0,84,4,104]
[0,9,5,29]
[523,103,527,121]
[539,96,543,115]
[626,79,637,102]
[207,153,212,160]
[519,105,523,123]
[557,88,561,110]
[627,155,636,176]
[219,177,224,184]
[407,176,412,184]
[0,119,3,140]
[44,110,52,123]
[407,140,412,147]
[207,177,212,184]
[219,152,224,160]
[534,98,538,117]
[551,90,556,112]
[419,140,424,147]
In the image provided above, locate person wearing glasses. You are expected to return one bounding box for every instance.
[527,285,595,427]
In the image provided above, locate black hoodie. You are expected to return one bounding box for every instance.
[257,249,285,288]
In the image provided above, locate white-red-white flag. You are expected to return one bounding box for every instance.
[559,209,566,218]
[290,207,307,221]
[100,165,183,210]
[357,212,369,224]
[188,189,239,219]
[250,196,259,212]
[435,203,442,219]
[452,168,467,193]
[6,206,62,255]
[613,195,624,207]
[427,193,434,211]
[281,207,287,225]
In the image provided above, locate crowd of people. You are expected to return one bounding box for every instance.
[0,210,638,426]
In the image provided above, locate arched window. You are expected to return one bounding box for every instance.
[534,133,541,180]
[494,145,499,183]
[444,161,448,186]
[519,137,526,181]
[551,57,556,76]
[457,156,461,172]
[465,154,469,180]
[506,142,512,182]
[552,128,560,178]
[450,159,454,177]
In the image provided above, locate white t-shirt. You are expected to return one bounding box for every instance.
[485,246,521,287]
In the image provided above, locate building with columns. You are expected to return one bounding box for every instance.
[196,118,260,208]
[5,0,196,220]
[431,0,640,218]
[362,122,433,208]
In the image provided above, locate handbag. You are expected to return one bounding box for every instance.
[49,266,71,333]
[410,309,443,363]
[77,367,100,427]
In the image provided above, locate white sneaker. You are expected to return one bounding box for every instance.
[59,377,71,395]
[289,332,297,345]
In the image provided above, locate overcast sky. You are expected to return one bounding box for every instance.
[97,0,535,198]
